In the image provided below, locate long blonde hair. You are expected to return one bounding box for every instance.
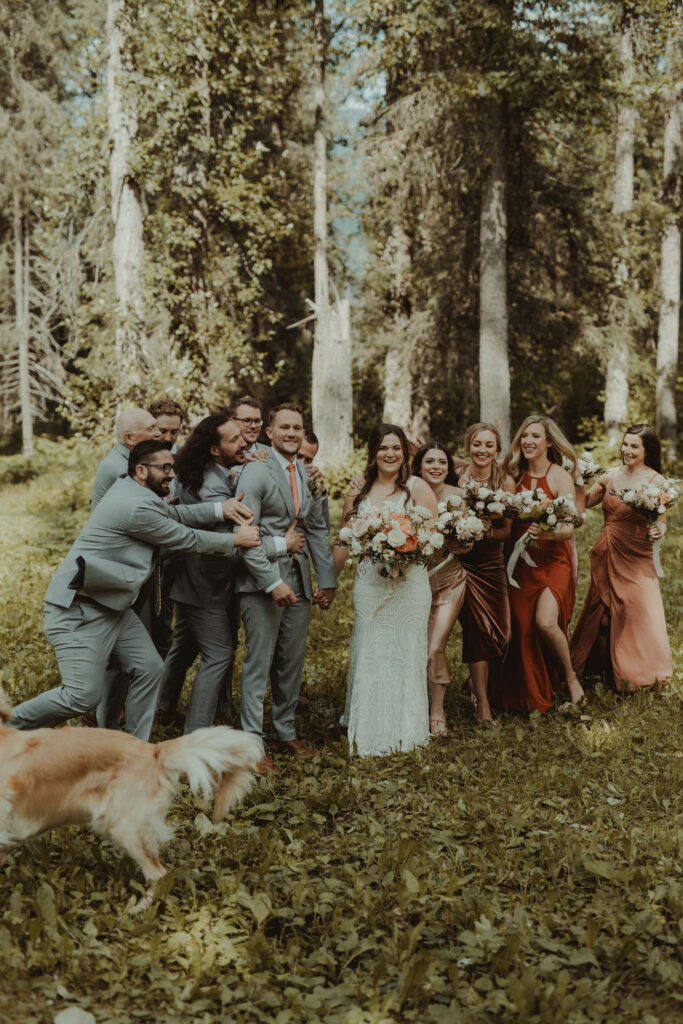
[461,422,507,489]
[503,415,578,482]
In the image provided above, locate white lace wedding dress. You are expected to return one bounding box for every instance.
[341,477,431,757]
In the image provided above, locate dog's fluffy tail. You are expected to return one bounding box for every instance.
[0,685,12,725]
[157,727,263,821]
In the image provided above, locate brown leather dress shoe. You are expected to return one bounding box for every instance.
[256,755,281,776]
[269,738,321,757]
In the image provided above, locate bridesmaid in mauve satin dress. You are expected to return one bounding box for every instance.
[456,423,514,723]
[571,424,673,690]
[413,443,470,737]
[490,415,585,713]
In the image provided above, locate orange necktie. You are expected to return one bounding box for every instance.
[287,462,300,515]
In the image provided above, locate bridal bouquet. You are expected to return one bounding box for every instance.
[437,496,486,545]
[462,479,520,520]
[337,503,443,580]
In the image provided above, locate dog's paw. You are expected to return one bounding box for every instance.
[128,891,155,915]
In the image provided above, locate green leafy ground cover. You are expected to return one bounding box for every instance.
[0,439,681,1024]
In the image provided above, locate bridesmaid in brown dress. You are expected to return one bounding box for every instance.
[570,424,673,689]
[457,423,514,723]
[413,443,469,736]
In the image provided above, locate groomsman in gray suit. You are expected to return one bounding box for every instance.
[10,441,261,740]
[237,404,337,768]
[91,408,161,508]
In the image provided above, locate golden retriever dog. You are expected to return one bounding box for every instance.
[0,687,262,912]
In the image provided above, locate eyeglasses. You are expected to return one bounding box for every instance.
[234,416,262,426]
[141,462,175,474]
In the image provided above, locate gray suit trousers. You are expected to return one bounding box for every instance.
[10,600,163,740]
[157,603,233,733]
[239,562,311,741]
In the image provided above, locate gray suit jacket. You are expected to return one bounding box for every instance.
[45,477,237,613]
[91,444,129,508]
[169,464,282,608]
[236,455,336,600]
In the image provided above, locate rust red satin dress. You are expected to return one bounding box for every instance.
[490,472,575,713]
[459,537,510,663]
[570,471,672,689]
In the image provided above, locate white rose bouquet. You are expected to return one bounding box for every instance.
[462,478,521,520]
[507,490,584,588]
[618,478,678,577]
[563,451,603,486]
[336,502,441,580]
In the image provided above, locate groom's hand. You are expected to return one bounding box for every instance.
[233,525,261,548]
[313,587,335,610]
[285,520,306,554]
[271,582,297,606]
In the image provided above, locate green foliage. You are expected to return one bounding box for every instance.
[0,438,681,1022]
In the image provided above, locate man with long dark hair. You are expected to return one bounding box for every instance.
[157,415,305,736]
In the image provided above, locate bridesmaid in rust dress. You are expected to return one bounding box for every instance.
[571,424,672,690]
[413,443,469,736]
[457,423,514,723]
[491,415,585,713]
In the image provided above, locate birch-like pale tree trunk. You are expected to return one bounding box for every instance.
[656,32,681,458]
[604,16,636,447]
[106,0,146,391]
[13,192,33,459]
[310,0,353,464]
[382,224,414,430]
[479,97,510,451]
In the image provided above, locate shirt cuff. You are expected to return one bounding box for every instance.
[273,536,287,557]
[265,578,284,594]
[214,502,223,520]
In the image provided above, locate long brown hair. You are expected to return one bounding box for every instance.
[503,415,578,482]
[460,422,507,489]
[352,424,411,513]
[174,413,231,497]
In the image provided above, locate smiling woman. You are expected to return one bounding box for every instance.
[334,424,437,757]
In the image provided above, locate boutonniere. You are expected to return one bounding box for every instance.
[306,476,322,498]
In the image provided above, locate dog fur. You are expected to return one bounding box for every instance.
[0,687,262,911]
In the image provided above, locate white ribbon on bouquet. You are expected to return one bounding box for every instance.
[652,537,664,578]
[506,534,537,589]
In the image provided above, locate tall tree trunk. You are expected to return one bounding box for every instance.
[107,0,146,393]
[479,97,510,451]
[310,0,353,464]
[604,15,636,447]
[13,192,33,459]
[656,31,681,459]
[382,224,414,430]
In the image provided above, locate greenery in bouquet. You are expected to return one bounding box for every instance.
[336,503,442,579]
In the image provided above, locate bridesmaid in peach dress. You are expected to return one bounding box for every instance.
[490,415,585,713]
[571,424,673,690]
[456,423,514,723]
[413,443,470,736]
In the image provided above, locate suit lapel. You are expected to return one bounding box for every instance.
[267,456,297,518]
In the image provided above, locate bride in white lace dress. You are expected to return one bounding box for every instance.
[333,425,438,757]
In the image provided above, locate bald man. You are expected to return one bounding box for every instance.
[91,409,161,509]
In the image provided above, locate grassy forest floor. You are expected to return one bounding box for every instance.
[0,438,681,1024]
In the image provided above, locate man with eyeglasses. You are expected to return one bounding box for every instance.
[227,396,270,477]
[9,441,262,741]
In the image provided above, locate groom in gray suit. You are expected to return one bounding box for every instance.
[237,404,337,766]
[10,441,261,740]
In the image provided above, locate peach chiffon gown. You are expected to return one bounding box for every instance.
[570,470,672,689]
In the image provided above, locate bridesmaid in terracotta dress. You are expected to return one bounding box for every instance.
[413,443,470,736]
[456,423,514,723]
[570,424,673,690]
[491,415,585,713]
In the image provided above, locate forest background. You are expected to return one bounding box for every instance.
[1,0,682,462]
